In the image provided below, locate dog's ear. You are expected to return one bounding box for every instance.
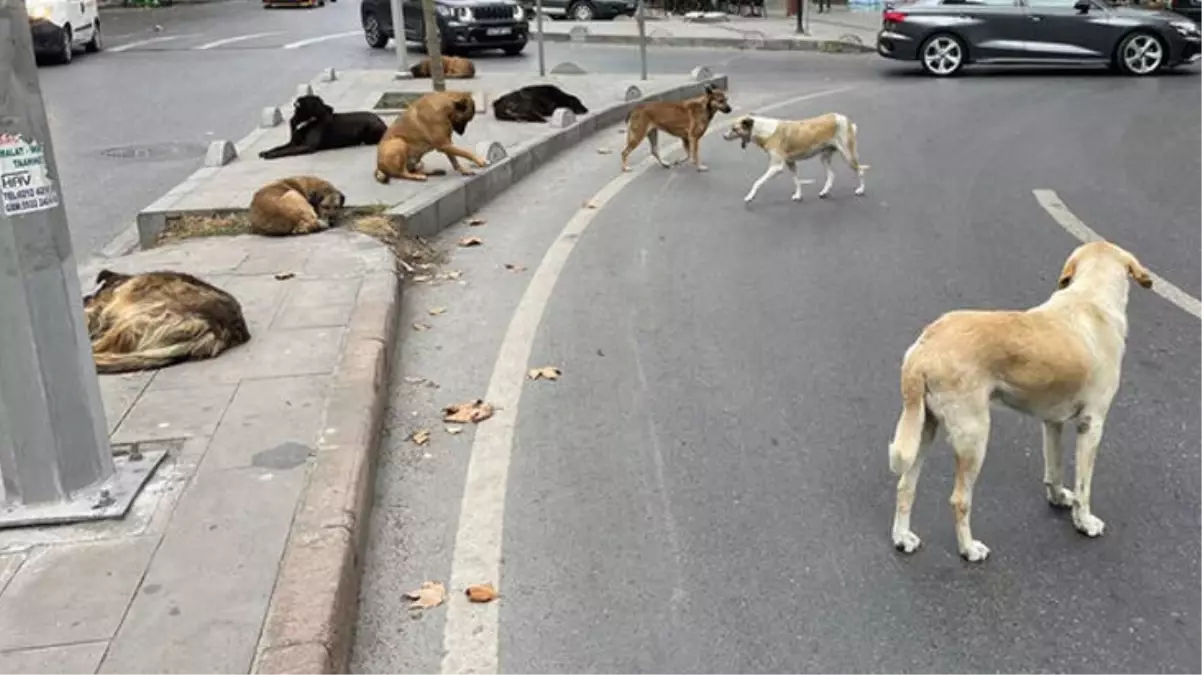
[1122,250,1154,289]
[704,84,715,94]
[741,117,754,130]
[1057,254,1078,290]
[338,191,347,208]
[94,269,126,286]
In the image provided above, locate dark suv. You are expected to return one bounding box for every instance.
[362,0,529,54]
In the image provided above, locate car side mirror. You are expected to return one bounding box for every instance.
[1073,0,1091,12]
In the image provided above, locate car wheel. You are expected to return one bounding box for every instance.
[919,33,965,77]
[85,20,102,52]
[568,0,595,20]
[57,26,73,64]
[503,43,525,55]
[364,14,390,48]
[1115,31,1166,76]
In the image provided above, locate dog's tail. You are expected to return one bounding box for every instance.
[888,357,927,476]
[841,117,870,173]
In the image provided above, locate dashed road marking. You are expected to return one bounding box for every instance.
[1033,189,1201,319]
[193,31,281,50]
[281,30,360,49]
[108,34,197,52]
[439,84,860,675]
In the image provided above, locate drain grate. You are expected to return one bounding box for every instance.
[101,142,207,162]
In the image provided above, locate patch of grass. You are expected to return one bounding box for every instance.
[156,212,251,246]
[348,214,447,270]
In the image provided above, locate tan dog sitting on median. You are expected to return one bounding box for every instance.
[888,240,1154,562]
[375,91,488,183]
[620,84,732,173]
[722,112,869,204]
[249,175,346,236]
[409,55,476,79]
[84,269,251,374]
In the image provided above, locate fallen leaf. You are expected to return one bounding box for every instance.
[403,581,447,610]
[468,217,487,226]
[445,425,464,435]
[583,201,598,209]
[429,306,447,316]
[412,322,431,332]
[459,236,484,247]
[504,263,528,272]
[527,366,562,381]
[403,376,427,384]
[443,399,495,424]
[596,148,613,155]
[411,429,431,445]
[273,272,295,281]
[465,583,499,603]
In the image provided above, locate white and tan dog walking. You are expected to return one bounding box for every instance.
[722,112,869,204]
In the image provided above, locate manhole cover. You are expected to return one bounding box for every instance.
[374,92,426,111]
[101,142,207,161]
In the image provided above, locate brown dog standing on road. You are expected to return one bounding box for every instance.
[888,240,1154,563]
[84,269,251,374]
[375,91,489,183]
[249,175,346,236]
[620,84,732,173]
[409,55,476,79]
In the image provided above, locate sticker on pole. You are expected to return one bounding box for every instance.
[0,133,60,217]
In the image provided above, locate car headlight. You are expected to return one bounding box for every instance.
[27,6,50,19]
[1171,20,1200,36]
[513,4,524,20]
[455,6,474,21]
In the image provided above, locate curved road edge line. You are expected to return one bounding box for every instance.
[1033,189,1202,320]
[439,84,860,675]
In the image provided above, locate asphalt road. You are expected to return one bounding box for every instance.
[353,55,1202,673]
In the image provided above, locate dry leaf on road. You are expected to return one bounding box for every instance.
[504,263,527,272]
[445,425,464,435]
[596,148,613,155]
[410,429,431,445]
[443,400,495,424]
[403,581,447,611]
[459,236,484,247]
[428,306,447,316]
[403,376,427,385]
[527,367,562,381]
[465,583,499,603]
[583,201,598,209]
[468,217,487,226]
[273,272,295,281]
[412,322,431,332]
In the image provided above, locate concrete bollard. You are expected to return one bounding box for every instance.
[476,141,508,164]
[690,66,713,82]
[569,25,588,41]
[549,61,587,75]
[320,67,338,82]
[549,108,576,128]
[260,106,284,128]
[204,140,237,167]
[624,85,642,101]
[296,83,314,98]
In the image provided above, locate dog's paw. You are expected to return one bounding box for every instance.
[818,189,831,199]
[696,164,709,172]
[315,219,331,230]
[959,540,991,562]
[743,194,756,204]
[621,166,632,173]
[892,530,922,554]
[791,193,803,202]
[1073,511,1106,537]
[458,169,477,177]
[1045,485,1075,509]
[854,186,866,197]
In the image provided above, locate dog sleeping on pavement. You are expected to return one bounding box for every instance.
[259,94,387,160]
[249,175,346,236]
[722,112,869,204]
[619,84,732,173]
[84,269,251,374]
[492,84,589,123]
[375,91,488,183]
[887,240,1154,562]
[409,55,476,79]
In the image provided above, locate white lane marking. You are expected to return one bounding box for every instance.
[440,84,860,675]
[192,31,281,50]
[108,34,196,52]
[281,30,360,49]
[1033,189,1201,320]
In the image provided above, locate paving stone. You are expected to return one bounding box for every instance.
[0,553,25,594]
[0,539,158,651]
[100,467,308,675]
[202,375,330,472]
[146,327,343,390]
[209,274,291,335]
[96,371,153,435]
[112,384,236,443]
[0,641,108,674]
[273,278,362,329]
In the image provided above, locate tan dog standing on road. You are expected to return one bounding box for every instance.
[888,240,1154,562]
[620,84,732,173]
[722,112,868,204]
[84,269,251,374]
[409,55,476,79]
[375,91,488,183]
[249,175,346,236]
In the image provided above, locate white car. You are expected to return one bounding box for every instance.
[27,0,102,64]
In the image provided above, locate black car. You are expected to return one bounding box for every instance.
[521,0,637,20]
[1168,0,1200,23]
[362,0,529,55]
[876,0,1202,76]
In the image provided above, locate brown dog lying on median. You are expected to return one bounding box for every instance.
[249,175,346,236]
[375,91,489,183]
[409,55,476,79]
[84,269,251,374]
[620,84,732,173]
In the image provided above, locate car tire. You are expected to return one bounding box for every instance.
[919,32,965,77]
[503,43,525,55]
[1114,31,1166,76]
[85,20,102,52]
[568,0,595,20]
[364,14,390,48]
[56,26,73,64]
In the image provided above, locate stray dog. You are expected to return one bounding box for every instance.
[375,91,488,183]
[409,55,476,79]
[888,240,1154,562]
[84,269,251,374]
[249,175,346,236]
[259,94,387,160]
[620,84,732,173]
[722,113,868,204]
[492,84,589,123]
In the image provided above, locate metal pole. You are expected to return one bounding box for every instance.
[796,0,809,33]
[535,0,546,77]
[0,0,164,529]
[636,0,647,81]
[420,0,446,91]
[390,0,410,77]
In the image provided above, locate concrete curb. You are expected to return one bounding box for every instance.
[536,30,875,52]
[252,270,401,675]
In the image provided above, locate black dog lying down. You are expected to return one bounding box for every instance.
[259,94,388,160]
[492,84,589,123]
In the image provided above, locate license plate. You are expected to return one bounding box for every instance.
[486,26,512,36]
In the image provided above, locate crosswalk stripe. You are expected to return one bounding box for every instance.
[193,31,282,50]
[281,30,360,49]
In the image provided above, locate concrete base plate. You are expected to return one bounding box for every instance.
[0,441,172,530]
